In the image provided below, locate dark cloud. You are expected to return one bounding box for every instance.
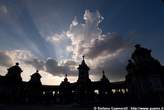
[92,48,132,81]
[86,32,130,59]
[23,57,77,76]
[45,58,76,76]
[64,60,77,66]
[24,58,45,70]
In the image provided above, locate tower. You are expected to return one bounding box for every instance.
[77,56,91,83]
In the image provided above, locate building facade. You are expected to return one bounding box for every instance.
[0,44,163,106]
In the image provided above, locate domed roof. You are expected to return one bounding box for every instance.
[31,70,41,79]
[8,62,23,73]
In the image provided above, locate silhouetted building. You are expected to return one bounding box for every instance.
[126,44,164,105]
[77,55,91,83]
[0,44,164,106]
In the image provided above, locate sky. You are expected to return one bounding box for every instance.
[0,0,164,85]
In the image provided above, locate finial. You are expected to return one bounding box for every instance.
[36,70,39,73]
[102,70,105,75]
[101,70,107,80]
[82,55,85,60]
[16,62,19,66]
[65,74,67,78]
[64,74,68,82]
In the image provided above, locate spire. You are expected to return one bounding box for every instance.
[77,55,90,83]
[101,70,108,81]
[102,70,105,75]
[82,55,85,60]
[102,70,106,79]
[64,74,68,82]
[82,55,86,65]
[65,73,67,78]
[78,55,89,70]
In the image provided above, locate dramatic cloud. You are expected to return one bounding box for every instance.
[0,8,133,84]
[24,58,45,70]
[86,32,130,59]
[46,9,132,82]
[45,58,68,76]
[66,10,103,60]
[45,59,77,76]
[62,10,131,81]
[93,48,132,81]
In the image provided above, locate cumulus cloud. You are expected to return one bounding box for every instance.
[66,10,103,60]
[65,10,131,81]
[65,10,131,59]
[45,9,132,81]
